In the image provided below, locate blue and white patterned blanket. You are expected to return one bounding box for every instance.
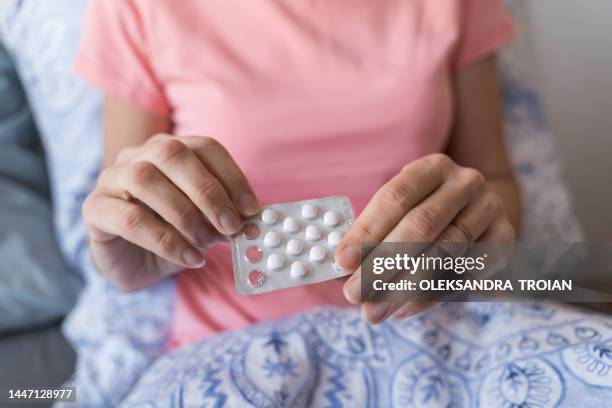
[118,303,612,407]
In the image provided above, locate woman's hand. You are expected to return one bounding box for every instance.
[83,133,260,291]
[334,153,516,323]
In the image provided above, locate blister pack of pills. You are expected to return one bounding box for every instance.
[231,196,354,295]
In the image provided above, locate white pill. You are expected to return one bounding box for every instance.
[286,238,304,256]
[267,253,284,271]
[305,225,322,241]
[290,261,308,279]
[323,211,340,227]
[283,216,299,233]
[261,208,278,225]
[301,203,318,220]
[327,231,343,247]
[263,231,281,248]
[309,245,326,262]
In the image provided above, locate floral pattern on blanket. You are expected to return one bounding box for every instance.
[120,303,612,407]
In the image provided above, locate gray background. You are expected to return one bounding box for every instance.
[525,0,612,240]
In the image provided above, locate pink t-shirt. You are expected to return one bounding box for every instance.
[76,0,515,347]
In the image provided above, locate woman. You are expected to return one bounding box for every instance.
[77,0,520,348]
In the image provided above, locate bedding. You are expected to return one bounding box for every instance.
[0,41,81,333]
[119,303,612,407]
[1,0,103,272]
[2,0,591,406]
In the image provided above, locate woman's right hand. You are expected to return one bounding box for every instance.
[82,133,260,291]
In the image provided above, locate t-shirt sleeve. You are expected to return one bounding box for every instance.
[74,0,170,115]
[454,0,516,69]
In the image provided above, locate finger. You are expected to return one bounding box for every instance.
[361,301,396,324]
[343,242,443,306]
[361,294,434,324]
[479,217,515,244]
[335,154,455,272]
[470,217,515,277]
[362,301,431,324]
[343,267,362,305]
[343,243,425,305]
[434,188,504,257]
[83,194,206,270]
[383,166,485,243]
[179,136,260,217]
[361,221,512,322]
[115,146,137,164]
[133,137,243,235]
[391,302,434,319]
[97,162,221,248]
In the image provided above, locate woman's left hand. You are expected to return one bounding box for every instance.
[334,153,515,323]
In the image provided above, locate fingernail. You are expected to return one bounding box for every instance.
[182,248,206,268]
[336,245,361,272]
[362,303,390,324]
[343,270,361,304]
[219,208,241,234]
[238,193,260,216]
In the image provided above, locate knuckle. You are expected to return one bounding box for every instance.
[174,201,199,230]
[119,205,146,232]
[97,168,114,187]
[380,182,414,212]
[195,180,223,204]
[222,169,246,187]
[400,162,412,173]
[150,133,170,142]
[499,219,516,242]
[81,194,96,221]
[116,147,133,163]
[421,153,454,181]
[408,206,440,241]
[357,220,385,243]
[129,162,159,185]
[458,167,485,192]
[197,136,223,152]
[155,228,177,254]
[154,139,189,163]
[484,190,505,216]
[426,153,452,170]
[437,226,467,244]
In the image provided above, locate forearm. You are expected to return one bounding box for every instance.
[448,55,521,234]
[103,96,171,168]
